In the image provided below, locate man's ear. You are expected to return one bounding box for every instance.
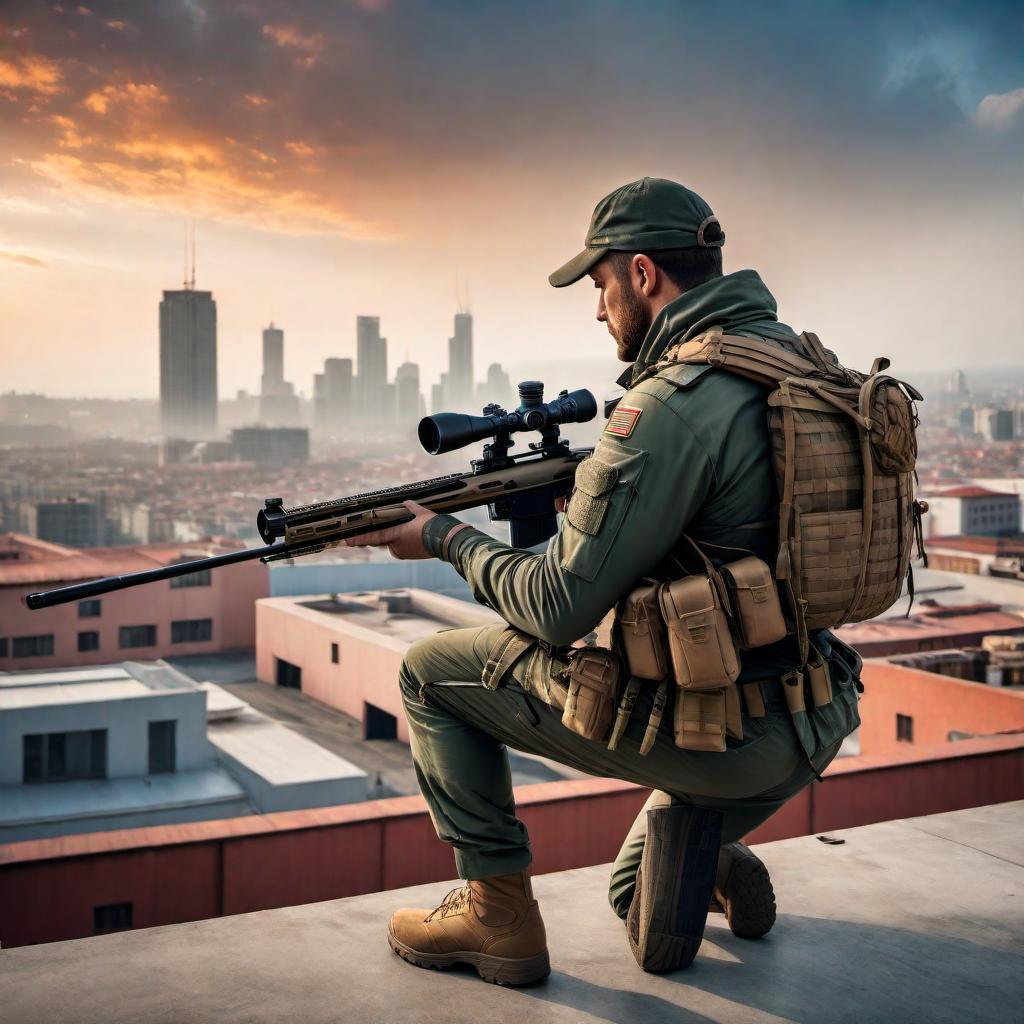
[632,253,658,297]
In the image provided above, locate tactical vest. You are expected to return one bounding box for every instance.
[633,327,927,662]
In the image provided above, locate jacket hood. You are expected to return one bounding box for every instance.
[631,269,795,380]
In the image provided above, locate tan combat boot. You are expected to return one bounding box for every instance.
[710,842,777,939]
[387,871,550,986]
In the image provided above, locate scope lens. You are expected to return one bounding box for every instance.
[417,417,442,455]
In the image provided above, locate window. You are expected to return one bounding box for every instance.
[12,634,54,658]
[78,599,102,618]
[0,638,7,658]
[23,729,107,782]
[170,569,211,588]
[78,631,100,652]
[119,624,157,648]
[364,702,398,740]
[896,714,914,743]
[171,618,212,644]
[94,902,133,934]
[275,657,301,690]
[148,720,176,774]
[331,642,339,664]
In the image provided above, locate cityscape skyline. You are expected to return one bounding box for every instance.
[2,2,1022,400]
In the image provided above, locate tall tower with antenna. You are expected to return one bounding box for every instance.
[160,223,217,438]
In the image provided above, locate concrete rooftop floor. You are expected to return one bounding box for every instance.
[2,802,1022,1024]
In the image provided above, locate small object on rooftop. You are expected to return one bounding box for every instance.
[816,834,846,845]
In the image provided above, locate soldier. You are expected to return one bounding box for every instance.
[347,177,863,985]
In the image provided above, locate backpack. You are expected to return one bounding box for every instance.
[639,327,926,661]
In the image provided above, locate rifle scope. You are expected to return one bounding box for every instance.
[419,381,597,456]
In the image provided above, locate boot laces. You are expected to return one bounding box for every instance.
[425,885,472,922]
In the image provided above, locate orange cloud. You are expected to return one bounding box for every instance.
[245,94,269,106]
[0,55,63,94]
[262,23,324,66]
[50,113,85,148]
[0,251,48,269]
[285,140,315,157]
[29,140,377,238]
[83,81,167,114]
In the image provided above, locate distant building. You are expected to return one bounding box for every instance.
[477,362,513,411]
[258,322,301,426]
[924,535,1024,576]
[0,532,267,670]
[356,316,388,422]
[261,323,285,394]
[0,661,367,843]
[948,369,968,395]
[925,486,1020,538]
[18,498,104,548]
[394,361,422,425]
[231,427,309,465]
[973,407,1014,442]
[159,287,217,439]
[837,601,1024,657]
[256,589,499,742]
[323,357,354,429]
[447,312,474,411]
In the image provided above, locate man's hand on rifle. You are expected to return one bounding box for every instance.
[345,501,437,560]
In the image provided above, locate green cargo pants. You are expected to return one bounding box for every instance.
[400,623,859,919]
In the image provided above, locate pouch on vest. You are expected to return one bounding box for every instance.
[560,647,623,742]
[721,556,788,649]
[618,580,671,680]
[659,575,740,692]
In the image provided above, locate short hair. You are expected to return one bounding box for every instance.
[609,230,723,292]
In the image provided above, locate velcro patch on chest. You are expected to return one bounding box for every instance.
[606,404,642,437]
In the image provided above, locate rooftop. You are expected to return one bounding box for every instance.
[926,534,1024,555]
[0,531,243,586]
[927,486,1017,499]
[1,801,1019,1023]
[837,603,1023,646]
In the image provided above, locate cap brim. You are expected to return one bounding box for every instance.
[548,246,609,288]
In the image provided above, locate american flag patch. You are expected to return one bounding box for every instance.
[606,404,642,437]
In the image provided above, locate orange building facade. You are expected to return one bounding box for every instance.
[0,533,268,670]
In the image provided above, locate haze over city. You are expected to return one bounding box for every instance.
[1,0,1023,400]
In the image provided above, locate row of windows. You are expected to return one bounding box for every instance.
[22,722,177,783]
[74,577,211,622]
[0,620,213,658]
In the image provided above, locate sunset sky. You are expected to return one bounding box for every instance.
[1,1,1022,400]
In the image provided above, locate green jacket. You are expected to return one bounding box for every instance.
[424,270,817,679]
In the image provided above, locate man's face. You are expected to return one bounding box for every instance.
[590,255,652,363]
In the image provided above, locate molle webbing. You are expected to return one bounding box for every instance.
[650,328,922,647]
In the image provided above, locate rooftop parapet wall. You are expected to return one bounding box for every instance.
[1,730,1021,949]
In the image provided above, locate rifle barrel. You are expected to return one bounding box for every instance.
[24,542,287,610]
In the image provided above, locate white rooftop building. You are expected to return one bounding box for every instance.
[0,661,367,843]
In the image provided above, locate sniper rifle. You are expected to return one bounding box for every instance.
[25,381,596,611]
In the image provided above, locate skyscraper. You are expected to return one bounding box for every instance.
[356,316,387,419]
[258,321,299,425]
[261,323,285,394]
[159,286,217,439]
[447,312,474,411]
[324,357,354,428]
[395,362,422,425]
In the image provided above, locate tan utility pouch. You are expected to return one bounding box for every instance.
[618,580,670,680]
[659,574,740,692]
[721,556,788,649]
[806,650,833,707]
[560,647,623,742]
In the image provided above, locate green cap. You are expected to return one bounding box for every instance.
[548,177,724,288]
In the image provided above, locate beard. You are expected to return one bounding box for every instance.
[611,279,652,362]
